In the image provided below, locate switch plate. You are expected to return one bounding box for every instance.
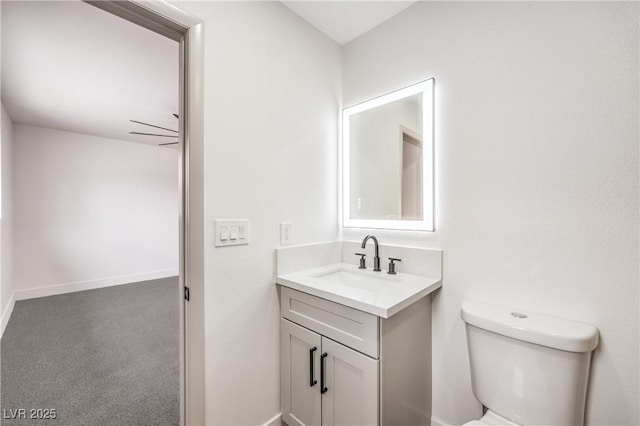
[280,222,293,245]
[215,220,249,247]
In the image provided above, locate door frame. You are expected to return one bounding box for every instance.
[83,2,205,424]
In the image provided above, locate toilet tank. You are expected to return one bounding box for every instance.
[461,301,599,426]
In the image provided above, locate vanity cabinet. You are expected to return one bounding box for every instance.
[279,286,432,426]
[281,319,378,426]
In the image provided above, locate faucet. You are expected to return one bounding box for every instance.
[361,235,381,271]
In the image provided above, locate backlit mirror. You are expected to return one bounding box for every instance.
[342,79,434,231]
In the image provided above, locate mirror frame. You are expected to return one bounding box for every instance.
[342,79,434,231]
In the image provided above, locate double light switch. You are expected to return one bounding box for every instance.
[215,219,249,247]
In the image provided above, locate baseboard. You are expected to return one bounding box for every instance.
[0,290,16,338]
[13,269,179,301]
[263,413,283,426]
[431,415,450,426]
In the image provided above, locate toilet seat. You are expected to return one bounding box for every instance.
[463,409,519,425]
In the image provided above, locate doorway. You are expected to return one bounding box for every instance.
[400,126,423,220]
[93,4,206,423]
[0,1,204,424]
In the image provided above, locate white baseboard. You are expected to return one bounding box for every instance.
[13,269,179,301]
[431,415,450,426]
[0,290,16,338]
[263,413,283,426]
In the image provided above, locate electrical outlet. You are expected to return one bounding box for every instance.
[280,222,293,245]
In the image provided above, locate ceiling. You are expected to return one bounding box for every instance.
[282,1,417,45]
[1,1,414,148]
[1,1,179,147]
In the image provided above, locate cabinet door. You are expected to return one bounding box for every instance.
[281,319,322,426]
[321,337,379,426]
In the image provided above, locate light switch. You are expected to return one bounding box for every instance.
[215,219,249,247]
[220,226,229,241]
[230,225,239,240]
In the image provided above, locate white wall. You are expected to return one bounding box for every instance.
[13,124,179,297]
[172,2,341,424]
[1,102,14,330]
[342,2,638,425]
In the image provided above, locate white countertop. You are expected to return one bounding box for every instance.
[277,262,442,318]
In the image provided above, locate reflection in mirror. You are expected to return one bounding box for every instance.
[343,79,434,231]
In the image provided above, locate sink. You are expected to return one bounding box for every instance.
[312,266,397,290]
[277,262,441,318]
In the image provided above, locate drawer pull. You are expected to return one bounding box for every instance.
[309,347,318,387]
[320,352,328,394]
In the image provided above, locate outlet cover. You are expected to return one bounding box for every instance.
[280,222,293,245]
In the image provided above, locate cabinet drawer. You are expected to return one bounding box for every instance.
[280,286,379,358]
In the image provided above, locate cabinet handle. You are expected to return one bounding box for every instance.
[309,347,318,387]
[320,352,328,394]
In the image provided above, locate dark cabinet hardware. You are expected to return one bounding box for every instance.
[309,347,318,387]
[320,352,328,394]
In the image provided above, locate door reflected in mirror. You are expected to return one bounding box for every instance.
[343,79,434,231]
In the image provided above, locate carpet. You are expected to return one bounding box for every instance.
[1,277,180,426]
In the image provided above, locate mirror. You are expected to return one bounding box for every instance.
[342,79,434,231]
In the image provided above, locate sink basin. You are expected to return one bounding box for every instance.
[277,262,441,318]
[313,267,397,290]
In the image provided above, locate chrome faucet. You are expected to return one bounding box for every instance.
[361,235,381,271]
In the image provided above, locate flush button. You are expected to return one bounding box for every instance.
[511,312,528,319]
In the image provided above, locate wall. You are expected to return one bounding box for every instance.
[1,102,14,333]
[342,2,639,425]
[172,2,342,424]
[13,124,179,298]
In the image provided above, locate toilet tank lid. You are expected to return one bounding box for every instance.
[461,300,599,353]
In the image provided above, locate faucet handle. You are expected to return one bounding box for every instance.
[355,253,367,269]
[387,258,402,275]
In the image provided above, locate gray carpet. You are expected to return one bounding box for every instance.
[1,277,179,426]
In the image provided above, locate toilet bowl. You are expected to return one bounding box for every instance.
[461,300,598,426]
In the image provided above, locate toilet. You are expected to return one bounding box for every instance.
[461,300,599,426]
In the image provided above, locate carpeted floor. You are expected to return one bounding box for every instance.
[1,277,180,426]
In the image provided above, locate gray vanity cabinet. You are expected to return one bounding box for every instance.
[281,319,323,426]
[280,319,378,426]
[279,286,432,426]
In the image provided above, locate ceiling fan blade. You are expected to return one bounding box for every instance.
[130,120,178,133]
[173,114,179,119]
[159,142,179,146]
[130,131,178,138]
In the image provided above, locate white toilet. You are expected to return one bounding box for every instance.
[461,300,599,426]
